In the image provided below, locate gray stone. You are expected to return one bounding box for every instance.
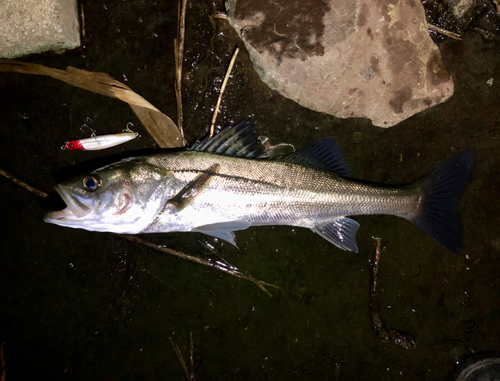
[226,0,454,127]
[0,0,80,58]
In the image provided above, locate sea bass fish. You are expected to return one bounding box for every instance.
[44,119,473,252]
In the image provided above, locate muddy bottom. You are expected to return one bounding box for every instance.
[0,1,499,380]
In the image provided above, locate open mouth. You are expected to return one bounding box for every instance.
[46,185,91,219]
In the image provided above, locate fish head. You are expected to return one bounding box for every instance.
[44,158,172,233]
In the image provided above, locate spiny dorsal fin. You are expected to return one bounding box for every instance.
[283,137,351,176]
[189,119,351,176]
[189,118,266,158]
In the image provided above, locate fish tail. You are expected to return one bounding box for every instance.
[409,150,474,252]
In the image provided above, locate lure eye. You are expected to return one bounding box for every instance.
[82,175,102,191]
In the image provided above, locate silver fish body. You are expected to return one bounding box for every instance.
[140,151,420,231]
[44,120,473,252]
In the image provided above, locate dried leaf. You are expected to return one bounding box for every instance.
[0,59,183,148]
[130,105,183,148]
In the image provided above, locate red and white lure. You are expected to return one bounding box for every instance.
[62,123,139,151]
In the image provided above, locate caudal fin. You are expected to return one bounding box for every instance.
[409,150,474,252]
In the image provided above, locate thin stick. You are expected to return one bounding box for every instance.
[0,168,49,198]
[189,331,195,381]
[428,24,461,40]
[120,235,281,296]
[146,270,179,292]
[210,46,239,138]
[369,237,416,349]
[80,4,85,39]
[175,0,188,145]
[170,337,190,380]
[174,38,181,139]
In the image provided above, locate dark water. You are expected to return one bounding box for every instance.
[0,1,499,380]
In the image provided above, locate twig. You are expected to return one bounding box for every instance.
[146,270,179,292]
[174,0,188,145]
[170,337,190,380]
[0,168,49,198]
[170,333,195,381]
[190,332,195,381]
[369,237,416,349]
[80,4,85,39]
[428,23,462,40]
[198,239,230,266]
[210,46,239,138]
[120,235,281,297]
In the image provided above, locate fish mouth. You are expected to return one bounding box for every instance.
[45,185,91,220]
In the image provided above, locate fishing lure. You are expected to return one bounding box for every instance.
[62,123,139,151]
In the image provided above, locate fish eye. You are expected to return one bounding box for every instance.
[82,174,102,192]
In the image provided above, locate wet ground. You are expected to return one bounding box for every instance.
[0,0,499,380]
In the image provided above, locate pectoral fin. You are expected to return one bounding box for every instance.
[311,217,360,252]
[193,221,252,248]
[169,163,220,211]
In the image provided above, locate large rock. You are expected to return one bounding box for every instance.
[226,0,454,127]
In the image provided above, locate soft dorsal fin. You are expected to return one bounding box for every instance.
[189,118,266,158]
[189,119,351,176]
[283,137,351,177]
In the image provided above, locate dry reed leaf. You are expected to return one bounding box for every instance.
[130,104,184,148]
[0,59,183,148]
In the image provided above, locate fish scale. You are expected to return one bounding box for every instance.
[140,151,421,232]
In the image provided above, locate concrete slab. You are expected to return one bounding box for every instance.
[0,0,80,58]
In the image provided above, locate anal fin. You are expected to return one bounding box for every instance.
[311,217,360,252]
